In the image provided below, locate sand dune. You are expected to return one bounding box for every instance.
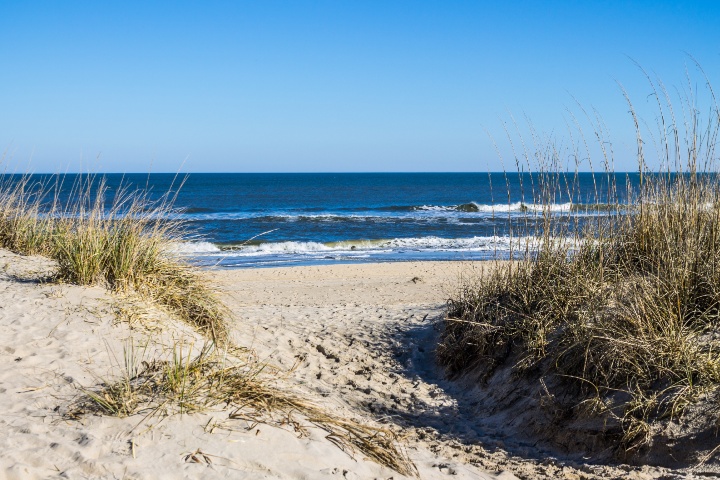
[0,251,687,479]
[0,252,503,479]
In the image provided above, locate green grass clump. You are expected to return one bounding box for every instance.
[439,68,720,454]
[0,174,227,343]
[0,175,56,256]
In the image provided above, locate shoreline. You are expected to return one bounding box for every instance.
[194,251,514,269]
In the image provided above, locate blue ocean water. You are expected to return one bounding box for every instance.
[25,172,639,268]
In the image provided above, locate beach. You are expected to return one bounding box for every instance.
[0,251,496,479]
[4,2,719,478]
[0,249,677,479]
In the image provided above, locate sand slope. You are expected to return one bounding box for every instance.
[1,251,699,479]
[0,252,507,479]
[213,262,700,480]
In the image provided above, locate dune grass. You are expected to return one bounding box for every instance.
[68,340,417,477]
[439,68,720,454]
[0,174,56,256]
[0,173,227,343]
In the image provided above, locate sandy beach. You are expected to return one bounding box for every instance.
[5,1,720,477]
[0,250,682,479]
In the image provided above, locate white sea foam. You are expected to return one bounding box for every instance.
[237,241,334,254]
[166,241,222,254]
[477,202,572,212]
[415,202,573,213]
[416,205,460,211]
[175,235,574,258]
[379,235,547,251]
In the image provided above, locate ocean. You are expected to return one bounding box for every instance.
[28,172,639,268]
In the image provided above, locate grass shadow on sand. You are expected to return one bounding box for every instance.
[384,313,561,460]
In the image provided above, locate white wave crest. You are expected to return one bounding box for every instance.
[416,205,461,211]
[237,241,334,254]
[169,235,580,259]
[166,241,222,254]
[475,202,573,213]
[416,202,573,213]
[380,235,544,251]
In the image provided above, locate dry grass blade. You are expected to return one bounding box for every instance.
[69,341,417,476]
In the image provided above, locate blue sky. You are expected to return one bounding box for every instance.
[1,1,719,172]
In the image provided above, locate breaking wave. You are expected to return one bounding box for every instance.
[173,235,564,258]
[168,201,618,222]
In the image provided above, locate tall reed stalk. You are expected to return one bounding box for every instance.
[440,67,720,455]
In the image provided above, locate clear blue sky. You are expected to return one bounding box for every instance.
[1,1,719,172]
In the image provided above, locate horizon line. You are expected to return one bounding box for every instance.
[10,170,652,175]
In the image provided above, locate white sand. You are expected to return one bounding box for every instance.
[0,252,508,479]
[0,252,672,479]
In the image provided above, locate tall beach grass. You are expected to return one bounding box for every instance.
[0,173,227,342]
[440,67,720,460]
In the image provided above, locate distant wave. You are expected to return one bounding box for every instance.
[169,202,624,223]
[324,202,579,213]
[415,202,575,213]
[172,201,624,222]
